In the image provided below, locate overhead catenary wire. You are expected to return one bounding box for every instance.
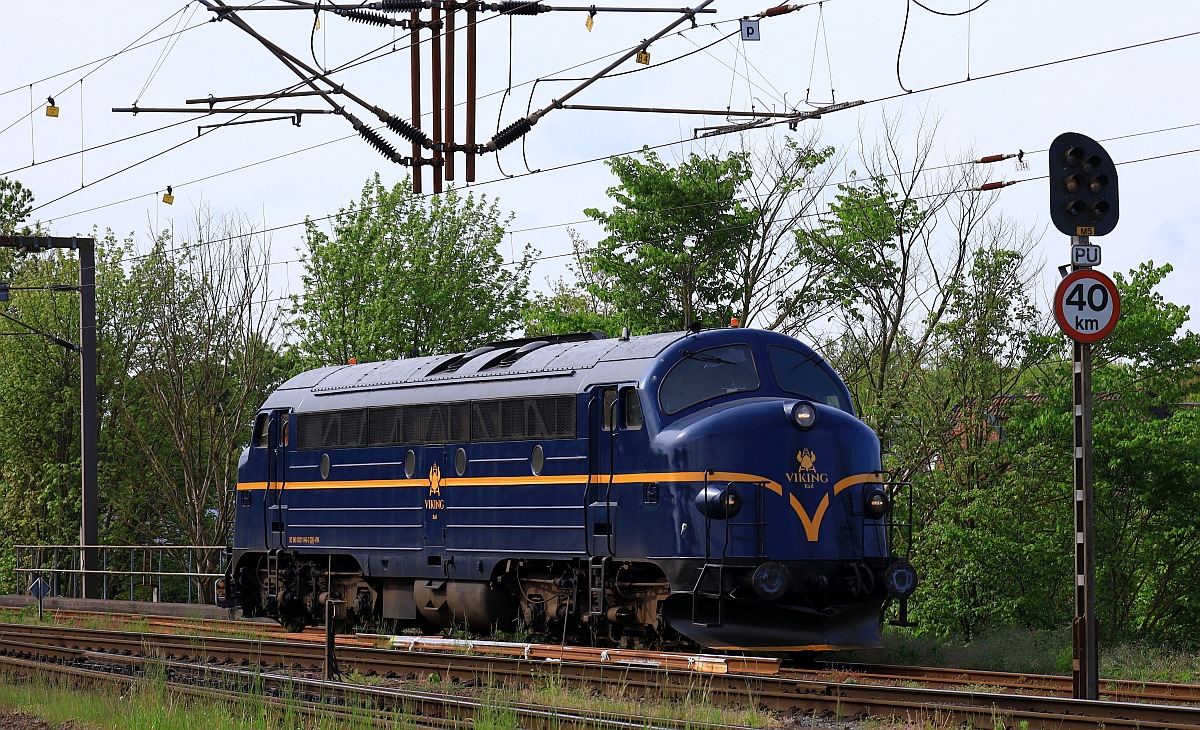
[9,136,1194,342]
[703,27,1200,137]
[65,125,1200,283]
[20,12,737,213]
[8,2,797,209]
[133,4,198,105]
[0,4,203,139]
[39,83,1200,251]
[15,13,1200,237]
[912,0,991,17]
[805,2,835,106]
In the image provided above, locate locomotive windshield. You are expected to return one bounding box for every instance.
[659,344,760,414]
[767,345,851,413]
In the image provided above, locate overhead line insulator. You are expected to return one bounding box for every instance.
[488,117,533,151]
[377,110,432,148]
[975,153,1015,164]
[491,2,548,15]
[336,8,407,27]
[349,116,408,165]
[373,0,430,10]
[759,4,797,17]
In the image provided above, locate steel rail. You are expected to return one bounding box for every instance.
[6,622,1200,729]
[0,641,757,730]
[814,661,1200,704]
[9,609,1200,707]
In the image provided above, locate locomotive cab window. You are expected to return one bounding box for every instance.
[767,346,851,413]
[621,388,643,430]
[253,413,270,448]
[601,388,618,431]
[659,345,760,415]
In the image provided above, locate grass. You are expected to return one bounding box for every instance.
[839,625,1200,684]
[0,662,409,730]
[1,673,276,729]
[838,625,1073,675]
[1,664,774,730]
[516,666,772,728]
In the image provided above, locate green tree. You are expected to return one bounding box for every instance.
[583,148,756,333]
[0,249,86,549]
[962,262,1200,646]
[523,229,623,337]
[733,133,849,332]
[105,212,281,598]
[293,174,533,364]
[896,245,1062,637]
[0,176,34,234]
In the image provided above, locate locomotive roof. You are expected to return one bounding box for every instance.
[264,331,692,412]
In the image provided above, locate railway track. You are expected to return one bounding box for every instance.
[1,648,746,730]
[813,662,1200,705]
[3,620,1200,728]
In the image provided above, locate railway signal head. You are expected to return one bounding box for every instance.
[1049,132,1119,237]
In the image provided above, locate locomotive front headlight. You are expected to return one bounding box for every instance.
[751,561,789,601]
[864,489,890,519]
[884,559,918,599]
[694,486,742,519]
[721,490,741,514]
[790,401,818,430]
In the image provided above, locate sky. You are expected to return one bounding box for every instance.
[2,1,1198,334]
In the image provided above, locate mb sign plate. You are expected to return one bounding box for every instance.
[1054,269,1120,342]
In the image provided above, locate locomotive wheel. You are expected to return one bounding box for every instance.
[282,615,307,633]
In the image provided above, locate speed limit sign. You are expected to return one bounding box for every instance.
[1054,269,1121,342]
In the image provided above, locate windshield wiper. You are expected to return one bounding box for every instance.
[680,349,736,365]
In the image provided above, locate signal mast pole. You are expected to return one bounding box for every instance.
[1047,133,1121,701]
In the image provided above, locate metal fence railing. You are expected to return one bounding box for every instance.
[13,544,225,604]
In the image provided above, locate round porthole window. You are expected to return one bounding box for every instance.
[320,453,331,480]
[404,449,416,479]
[455,447,467,477]
[531,444,544,476]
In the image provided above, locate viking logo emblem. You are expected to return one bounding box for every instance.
[428,463,442,496]
[796,448,817,472]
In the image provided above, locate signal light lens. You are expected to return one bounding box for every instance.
[1089,174,1108,193]
[1091,201,1110,220]
[1063,147,1084,166]
[1066,200,1086,218]
[1082,155,1101,173]
[1064,174,1082,193]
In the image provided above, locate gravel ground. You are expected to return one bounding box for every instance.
[0,709,86,729]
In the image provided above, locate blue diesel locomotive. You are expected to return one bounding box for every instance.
[221,327,916,651]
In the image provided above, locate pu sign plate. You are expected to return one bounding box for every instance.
[1071,243,1101,267]
[1054,269,1120,342]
